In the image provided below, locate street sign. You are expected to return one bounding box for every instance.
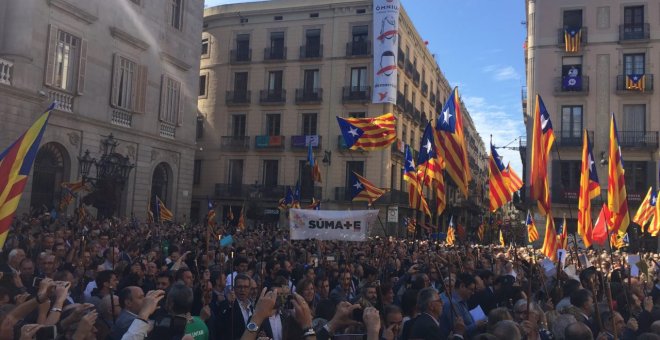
[387,206,398,223]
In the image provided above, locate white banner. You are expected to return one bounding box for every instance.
[289,209,379,241]
[372,0,399,104]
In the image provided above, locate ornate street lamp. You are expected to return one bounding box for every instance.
[77,134,135,218]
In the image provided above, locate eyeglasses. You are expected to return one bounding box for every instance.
[234,285,250,290]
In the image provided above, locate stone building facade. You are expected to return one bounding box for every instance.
[0,0,203,220]
[195,0,488,233]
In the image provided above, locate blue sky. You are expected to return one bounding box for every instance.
[204,0,527,174]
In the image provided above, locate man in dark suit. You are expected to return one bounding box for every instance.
[217,273,253,340]
[570,288,599,336]
[110,286,145,340]
[409,287,465,340]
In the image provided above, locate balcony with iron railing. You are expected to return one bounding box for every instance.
[0,58,12,85]
[556,27,588,46]
[259,89,286,105]
[220,136,250,151]
[255,135,285,150]
[295,88,323,104]
[342,86,370,103]
[618,131,659,149]
[290,135,322,150]
[413,108,421,124]
[554,76,589,95]
[381,189,409,205]
[397,49,405,68]
[264,47,287,61]
[404,100,413,117]
[396,92,405,112]
[412,69,421,86]
[226,90,251,106]
[551,186,642,205]
[346,41,371,57]
[215,183,249,198]
[616,74,653,93]
[300,44,323,59]
[230,49,252,63]
[404,60,413,78]
[619,23,650,42]
[555,130,593,147]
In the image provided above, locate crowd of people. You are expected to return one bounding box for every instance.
[2,212,660,340]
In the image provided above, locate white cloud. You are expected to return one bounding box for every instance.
[463,95,525,175]
[482,64,521,82]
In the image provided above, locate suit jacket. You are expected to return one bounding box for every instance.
[217,299,250,340]
[259,313,284,340]
[468,287,497,314]
[109,310,137,340]
[409,313,443,340]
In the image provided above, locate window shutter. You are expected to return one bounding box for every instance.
[159,74,167,122]
[76,39,87,95]
[135,65,148,114]
[177,92,184,126]
[44,24,59,86]
[110,54,120,107]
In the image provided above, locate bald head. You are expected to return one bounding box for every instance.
[565,322,593,340]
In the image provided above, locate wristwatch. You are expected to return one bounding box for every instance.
[246,321,259,333]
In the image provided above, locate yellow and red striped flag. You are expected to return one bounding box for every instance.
[403,145,430,216]
[446,216,456,246]
[625,74,645,92]
[407,217,416,234]
[505,164,523,194]
[489,143,512,212]
[526,211,539,243]
[633,187,656,228]
[564,28,581,52]
[477,223,485,242]
[435,87,470,198]
[237,206,245,230]
[607,114,630,236]
[349,172,386,206]
[337,113,396,150]
[417,123,446,215]
[499,228,505,247]
[156,196,174,222]
[541,213,558,262]
[0,105,53,249]
[530,95,555,216]
[558,216,568,250]
[578,130,600,248]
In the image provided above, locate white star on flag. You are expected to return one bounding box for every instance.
[353,181,362,190]
[407,159,415,168]
[424,139,432,154]
[348,127,359,137]
[442,108,452,125]
[541,114,549,130]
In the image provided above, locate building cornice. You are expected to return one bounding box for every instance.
[0,85,47,104]
[159,52,192,71]
[48,0,98,24]
[109,26,150,51]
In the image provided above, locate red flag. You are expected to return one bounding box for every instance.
[592,203,610,246]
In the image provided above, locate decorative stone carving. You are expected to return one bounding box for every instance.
[169,151,179,166]
[125,145,136,160]
[67,132,80,146]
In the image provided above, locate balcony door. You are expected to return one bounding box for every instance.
[234,72,248,100]
[351,67,367,93]
[624,6,644,30]
[268,70,283,98]
[228,159,244,195]
[303,69,319,95]
[563,9,582,30]
[560,106,582,144]
[623,104,646,133]
[624,54,645,75]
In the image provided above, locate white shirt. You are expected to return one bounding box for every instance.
[268,313,283,340]
[84,281,97,299]
[238,299,252,325]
